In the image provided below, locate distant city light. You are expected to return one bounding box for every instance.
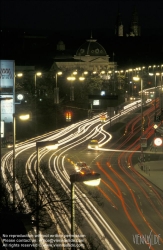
[101,91,105,96]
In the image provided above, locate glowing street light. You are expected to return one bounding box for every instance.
[13,112,32,209]
[34,72,42,95]
[70,172,101,249]
[72,71,77,75]
[34,72,42,134]
[79,76,85,81]
[67,76,76,101]
[149,72,160,123]
[16,73,23,77]
[67,76,76,81]
[54,71,62,104]
[35,140,59,249]
[133,76,144,164]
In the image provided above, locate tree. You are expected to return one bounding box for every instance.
[0,159,105,249]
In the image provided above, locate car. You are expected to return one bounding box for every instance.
[88,139,99,150]
[100,113,106,123]
[74,162,90,172]
[79,167,91,174]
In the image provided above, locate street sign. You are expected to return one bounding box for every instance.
[153,137,162,147]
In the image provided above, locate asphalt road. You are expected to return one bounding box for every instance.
[1,101,163,250]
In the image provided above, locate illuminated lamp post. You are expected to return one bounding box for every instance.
[79,71,89,81]
[16,73,23,77]
[133,77,144,161]
[34,72,42,135]
[149,72,160,123]
[161,70,163,121]
[14,72,24,104]
[128,69,133,97]
[67,74,76,101]
[16,73,23,86]
[34,72,42,95]
[79,76,85,81]
[13,112,31,209]
[83,71,88,75]
[70,172,101,250]
[54,71,62,104]
[100,70,105,77]
[36,140,59,250]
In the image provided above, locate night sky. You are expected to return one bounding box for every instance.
[1,0,163,35]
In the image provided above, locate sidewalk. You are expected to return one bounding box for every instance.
[134,161,163,191]
[134,139,163,191]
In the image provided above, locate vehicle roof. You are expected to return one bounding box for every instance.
[76,162,87,166]
[90,140,98,143]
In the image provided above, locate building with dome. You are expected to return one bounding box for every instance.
[50,36,116,73]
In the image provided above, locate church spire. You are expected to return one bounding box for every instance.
[115,10,123,36]
[129,6,141,36]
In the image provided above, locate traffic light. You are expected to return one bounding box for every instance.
[154,115,161,122]
[65,111,72,122]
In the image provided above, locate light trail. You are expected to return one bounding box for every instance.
[1,99,154,249]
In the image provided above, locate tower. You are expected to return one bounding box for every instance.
[129,7,141,36]
[115,11,123,36]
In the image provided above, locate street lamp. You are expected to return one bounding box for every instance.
[54,71,62,104]
[149,72,160,122]
[133,77,144,162]
[79,76,85,81]
[70,172,101,250]
[34,72,42,95]
[34,72,42,135]
[160,71,163,119]
[36,140,59,249]
[79,71,88,81]
[13,112,31,209]
[67,76,76,101]
[16,73,23,77]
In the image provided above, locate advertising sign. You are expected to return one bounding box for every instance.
[1,121,4,138]
[93,100,100,106]
[0,60,15,123]
[0,60,14,88]
[1,96,13,122]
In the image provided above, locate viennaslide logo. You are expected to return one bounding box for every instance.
[133,230,161,249]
